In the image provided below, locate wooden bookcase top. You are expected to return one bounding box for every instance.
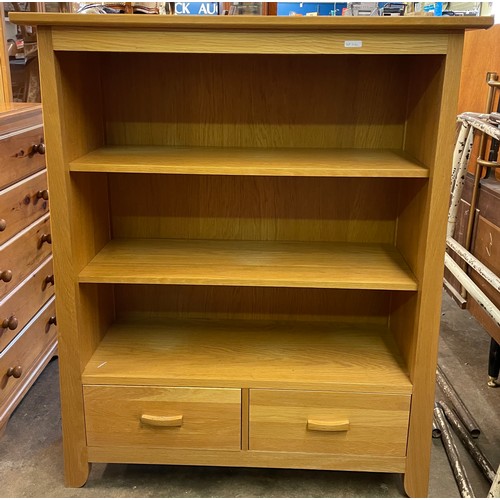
[9,13,494,31]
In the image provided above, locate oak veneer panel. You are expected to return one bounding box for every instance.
[79,239,417,291]
[114,285,392,325]
[249,390,410,457]
[84,386,241,451]
[10,13,493,30]
[102,53,408,150]
[109,175,400,244]
[82,319,411,394]
[71,147,429,178]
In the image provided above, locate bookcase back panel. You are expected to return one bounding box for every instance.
[114,284,392,325]
[108,174,400,243]
[101,53,410,149]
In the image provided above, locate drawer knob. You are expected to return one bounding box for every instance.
[2,316,18,330]
[42,274,55,290]
[140,414,183,427]
[0,270,13,282]
[36,189,49,201]
[7,366,22,379]
[307,419,350,432]
[0,218,6,231]
[48,316,57,327]
[38,233,52,248]
[32,142,45,155]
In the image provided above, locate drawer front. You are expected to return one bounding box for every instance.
[84,386,241,451]
[0,297,57,405]
[249,390,410,457]
[0,215,52,298]
[0,258,54,353]
[0,126,45,190]
[0,170,49,245]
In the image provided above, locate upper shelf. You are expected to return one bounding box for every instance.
[78,239,418,291]
[9,13,494,31]
[70,147,429,178]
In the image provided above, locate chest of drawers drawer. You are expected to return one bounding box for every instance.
[0,258,54,353]
[0,215,52,298]
[84,385,241,451]
[249,389,410,458]
[0,170,49,246]
[0,297,57,406]
[0,125,45,190]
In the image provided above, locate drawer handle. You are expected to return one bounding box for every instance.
[2,316,18,330]
[32,142,46,155]
[38,233,52,248]
[0,218,6,231]
[36,189,49,201]
[7,366,22,379]
[0,270,13,282]
[140,414,183,427]
[307,419,350,432]
[42,274,55,290]
[48,316,57,327]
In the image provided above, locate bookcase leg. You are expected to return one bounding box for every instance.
[404,466,429,498]
[64,460,90,488]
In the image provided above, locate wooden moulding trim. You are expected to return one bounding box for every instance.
[86,447,406,473]
[8,13,494,31]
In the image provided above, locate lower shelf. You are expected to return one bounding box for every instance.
[82,318,412,394]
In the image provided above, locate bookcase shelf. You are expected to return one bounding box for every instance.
[82,319,412,393]
[70,146,429,178]
[78,239,418,290]
[14,11,492,497]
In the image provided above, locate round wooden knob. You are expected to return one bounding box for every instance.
[0,270,12,282]
[2,316,18,330]
[42,274,55,290]
[48,316,57,327]
[39,233,52,247]
[0,218,6,231]
[7,366,22,378]
[36,189,49,201]
[35,142,46,155]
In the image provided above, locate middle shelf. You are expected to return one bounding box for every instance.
[78,239,418,291]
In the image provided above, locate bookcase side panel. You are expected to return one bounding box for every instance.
[37,34,111,487]
[396,35,465,498]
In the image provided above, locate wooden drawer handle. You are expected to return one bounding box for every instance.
[48,316,57,327]
[36,189,49,201]
[0,218,6,231]
[307,419,350,432]
[38,233,52,248]
[7,366,22,379]
[2,316,18,330]
[140,414,183,427]
[42,274,55,290]
[0,270,13,282]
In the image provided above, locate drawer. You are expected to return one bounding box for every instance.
[0,125,45,190]
[0,215,52,298]
[249,390,410,457]
[0,170,49,245]
[0,258,54,353]
[84,386,241,451]
[0,297,57,405]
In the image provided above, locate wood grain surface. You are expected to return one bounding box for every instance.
[71,146,429,178]
[82,319,412,394]
[78,239,418,291]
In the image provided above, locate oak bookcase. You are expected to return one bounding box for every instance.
[10,13,492,497]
